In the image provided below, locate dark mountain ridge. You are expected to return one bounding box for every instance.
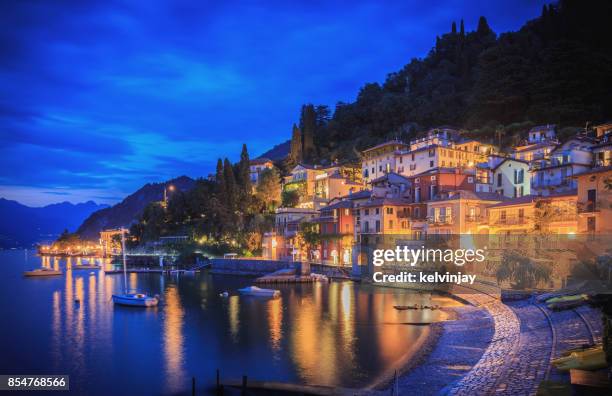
[76,176,195,240]
[0,199,107,248]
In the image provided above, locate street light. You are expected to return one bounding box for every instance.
[163,184,175,207]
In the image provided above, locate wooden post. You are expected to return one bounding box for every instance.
[192,377,195,396]
[241,375,247,395]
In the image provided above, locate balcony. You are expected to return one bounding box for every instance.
[427,215,453,225]
[495,217,526,225]
[465,214,484,223]
[397,211,410,218]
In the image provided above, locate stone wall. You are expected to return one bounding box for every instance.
[209,258,294,275]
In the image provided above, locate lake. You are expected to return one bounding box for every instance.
[0,250,456,395]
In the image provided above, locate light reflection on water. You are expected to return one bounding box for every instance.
[0,250,458,395]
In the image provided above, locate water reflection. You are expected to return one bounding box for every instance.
[5,252,456,395]
[163,284,185,394]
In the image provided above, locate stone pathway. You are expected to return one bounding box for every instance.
[391,294,603,396]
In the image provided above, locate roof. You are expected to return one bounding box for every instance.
[529,124,556,132]
[487,195,538,209]
[362,140,408,153]
[322,200,353,210]
[358,197,411,208]
[491,157,530,171]
[514,141,558,152]
[250,157,273,165]
[346,190,372,200]
[370,172,412,185]
[408,167,475,178]
[534,162,592,172]
[432,190,507,202]
[572,166,612,178]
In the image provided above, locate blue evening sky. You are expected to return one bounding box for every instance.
[0,0,548,206]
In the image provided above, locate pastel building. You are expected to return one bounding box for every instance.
[249,158,274,184]
[361,140,408,184]
[574,167,612,234]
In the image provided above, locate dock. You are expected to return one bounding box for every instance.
[221,379,386,395]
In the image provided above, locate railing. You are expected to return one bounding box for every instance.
[427,215,453,225]
[465,215,484,222]
[397,211,410,218]
[495,217,526,225]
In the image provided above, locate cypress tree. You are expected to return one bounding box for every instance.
[289,123,302,165]
[451,21,457,34]
[300,104,317,162]
[460,19,465,36]
[238,143,251,193]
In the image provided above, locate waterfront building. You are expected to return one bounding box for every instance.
[356,197,412,236]
[531,136,594,196]
[315,200,355,265]
[313,164,363,207]
[249,157,274,184]
[513,125,559,162]
[262,207,318,260]
[426,190,505,235]
[574,166,612,234]
[99,228,125,256]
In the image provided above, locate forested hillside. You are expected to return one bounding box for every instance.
[284,0,612,165]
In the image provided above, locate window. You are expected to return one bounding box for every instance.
[375,220,380,232]
[497,173,502,187]
[500,210,507,221]
[386,207,393,214]
[518,208,524,219]
[364,221,369,232]
[587,216,596,232]
[365,209,369,216]
[344,208,350,216]
[386,163,391,173]
[375,208,380,215]
[587,189,597,211]
[379,165,382,172]
[414,187,421,203]
[442,161,446,167]
[431,175,436,181]
[372,167,375,174]
[399,157,403,164]
[428,149,435,157]
[414,207,420,218]
[364,169,369,178]
[401,221,408,229]
[468,176,474,183]
[415,178,420,183]
[411,154,415,161]
[344,223,349,233]
[430,160,434,168]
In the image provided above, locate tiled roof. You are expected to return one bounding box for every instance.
[358,197,411,208]
[362,140,408,153]
[572,166,612,178]
[487,195,538,208]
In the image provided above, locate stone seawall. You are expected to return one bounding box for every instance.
[209,259,294,275]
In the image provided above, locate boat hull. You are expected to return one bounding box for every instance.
[112,294,158,307]
[238,286,280,298]
[24,270,62,277]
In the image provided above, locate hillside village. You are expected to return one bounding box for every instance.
[254,122,612,269]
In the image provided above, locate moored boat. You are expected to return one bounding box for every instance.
[24,268,62,277]
[394,304,419,310]
[73,264,101,270]
[238,286,280,298]
[112,293,159,307]
[552,345,606,371]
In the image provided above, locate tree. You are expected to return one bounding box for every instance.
[281,189,300,208]
[255,168,281,212]
[238,144,251,193]
[288,124,302,166]
[298,221,321,261]
[496,250,551,289]
[300,104,317,161]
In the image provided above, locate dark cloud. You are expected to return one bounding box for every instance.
[0,0,548,205]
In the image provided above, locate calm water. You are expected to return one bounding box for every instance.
[0,250,453,395]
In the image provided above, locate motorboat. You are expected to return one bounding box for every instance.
[238,286,280,298]
[112,229,159,308]
[24,268,62,277]
[394,304,419,310]
[552,345,607,371]
[112,293,159,307]
[73,264,101,270]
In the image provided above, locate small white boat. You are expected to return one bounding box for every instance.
[24,268,62,277]
[238,286,280,298]
[112,293,159,307]
[112,229,158,308]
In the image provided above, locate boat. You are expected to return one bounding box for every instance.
[394,304,419,310]
[112,293,159,307]
[546,294,587,305]
[112,229,159,308]
[547,298,588,311]
[24,268,62,277]
[238,286,280,298]
[73,264,101,270]
[552,345,607,371]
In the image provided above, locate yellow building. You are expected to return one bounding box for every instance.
[575,167,612,234]
[99,228,125,256]
[487,193,577,235]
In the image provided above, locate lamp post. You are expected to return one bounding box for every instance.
[163,184,175,208]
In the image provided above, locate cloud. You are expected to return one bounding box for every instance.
[0,0,548,205]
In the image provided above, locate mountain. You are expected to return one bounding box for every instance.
[258,140,290,161]
[0,199,108,248]
[76,176,196,240]
[271,0,612,162]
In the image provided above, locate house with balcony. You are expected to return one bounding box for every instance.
[426,190,505,235]
[315,200,355,266]
[574,166,612,234]
[513,125,559,162]
[531,137,594,196]
[486,192,577,235]
[361,140,408,184]
[491,158,531,198]
[249,157,274,185]
[262,207,318,260]
[356,198,412,236]
[313,164,363,207]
